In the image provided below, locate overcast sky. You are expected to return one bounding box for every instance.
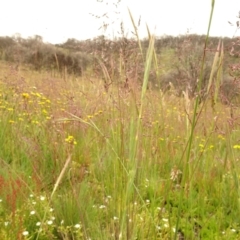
[0,0,239,44]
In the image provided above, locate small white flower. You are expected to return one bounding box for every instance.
[74,223,81,228]
[30,210,35,215]
[61,220,64,225]
[36,222,41,226]
[231,229,236,232]
[40,196,45,201]
[29,194,34,198]
[51,216,55,220]
[47,220,53,225]
[49,208,54,212]
[22,231,29,236]
[162,218,168,222]
[164,223,169,228]
[0,198,2,202]
[32,201,37,205]
[156,225,161,230]
[4,222,9,227]
[172,227,176,233]
[146,199,150,204]
[99,205,106,209]
[105,195,112,203]
[113,216,119,221]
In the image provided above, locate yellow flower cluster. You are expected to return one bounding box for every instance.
[233,145,240,149]
[22,93,30,99]
[65,135,77,145]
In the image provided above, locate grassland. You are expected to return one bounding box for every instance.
[0,52,240,240]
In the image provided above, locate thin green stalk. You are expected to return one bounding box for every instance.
[130,34,155,179]
[174,1,215,239]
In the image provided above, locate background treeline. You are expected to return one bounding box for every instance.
[0,34,239,102]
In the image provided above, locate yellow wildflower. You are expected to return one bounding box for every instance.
[65,135,77,145]
[22,93,30,99]
[233,145,240,149]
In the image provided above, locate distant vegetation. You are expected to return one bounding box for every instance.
[0,34,239,103]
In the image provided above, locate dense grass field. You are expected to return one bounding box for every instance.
[0,56,240,240]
